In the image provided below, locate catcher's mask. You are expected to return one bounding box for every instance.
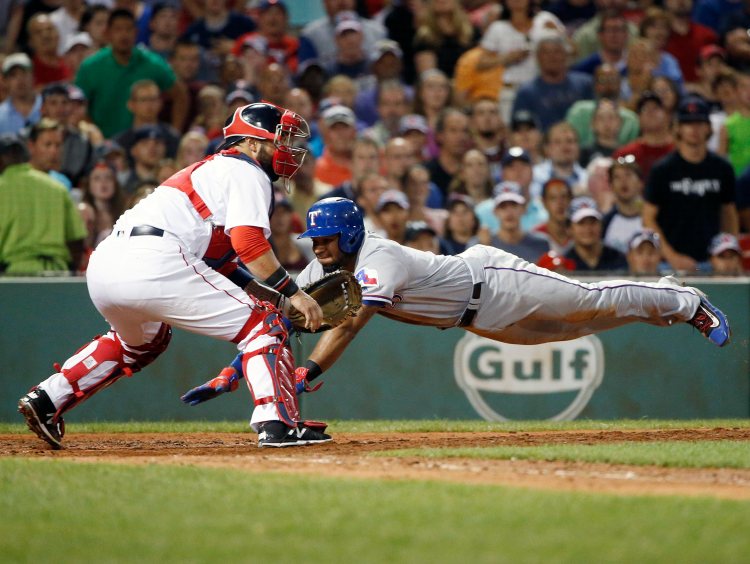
[298,197,365,254]
[220,102,309,192]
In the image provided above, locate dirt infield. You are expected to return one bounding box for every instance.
[3,427,750,500]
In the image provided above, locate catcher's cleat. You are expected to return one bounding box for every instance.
[688,294,731,347]
[257,421,332,448]
[18,388,65,449]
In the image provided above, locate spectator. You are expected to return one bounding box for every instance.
[0,133,87,274]
[354,171,388,234]
[404,220,442,254]
[484,181,550,262]
[0,53,41,134]
[255,62,291,107]
[403,163,448,235]
[664,0,718,84]
[39,82,94,187]
[638,7,686,92]
[689,44,730,103]
[126,180,156,209]
[232,0,299,76]
[718,72,750,176]
[413,68,453,158]
[566,63,640,150]
[314,104,357,189]
[573,0,639,63]
[626,229,663,275]
[399,114,431,162]
[708,232,744,275]
[269,198,314,272]
[49,0,86,56]
[175,130,209,169]
[648,75,682,119]
[283,87,317,148]
[318,135,380,202]
[145,3,180,59]
[442,194,479,255]
[508,109,544,164]
[79,5,109,51]
[708,69,741,152]
[469,97,506,182]
[564,196,628,271]
[299,0,386,70]
[78,160,127,250]
[425,107,471,197]
[362,80,410,146]
[612,90,675,179]
[66,85,104,148]
[452,44,504,108]
[61,32,94,77]
[448,148,494,204]
[27,13,72,88]
[601,155,644,253]
[94,139,129,186]
[620,38,660,109]
[287,149,321,222]
[181,0,255,53]
[121,125,166,194]
[721,9,750,72]
[191,84,226,141]
[477,0,566,120]
[512,32,594,132]
[412,0,477,77]
[695,0,745,33]
[76,9,188,138]
[571,11,629,76]
[320,74,358,113]
[113,79,181,159]
[354,39,406,127]
[643,96,738,271]
[324,12,370,86]
[26,116,70,189]
[376,188,410,244]
[578,98,623,165]
[383,137,417,191]
[736,151,750,231]
[532,177,573,255]
[531,121,588,199]
[586,155,615,212]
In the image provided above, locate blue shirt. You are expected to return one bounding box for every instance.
[475,197,549,233]
[512,73,594,132]
[0,95,41,134]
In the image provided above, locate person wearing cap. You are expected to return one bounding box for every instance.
[314,104,357,188]
[469,98,506,182]
[511,32,594,132]
[717,74,750,176]
[404,220,442,254]
[49,0,87,57]
[27,13,73,88]
[643,95,739,271]
[626,229,663,275]
[688,44,729,102]
[0,126,87,274]
[62,32,94,76]
[532,177,574,255]
[76,9,188,138]
[39,82,95,186]
[601,155,644,253]
[708,232,744,275]
[354,39,407,127]
[232,0,299,76]
[0,52,41,134]
[663,0,718,84]
[399,113,431,162]
[508,110,544,165]
[531,122,588,199]
[325,11,369,83]
[112,79,180,160]
[362,80,410,145]
[376,188,411,244]
[611,90,675,179]
[483,181,551,263]
[564,196,628,271]
[121,125,167,194]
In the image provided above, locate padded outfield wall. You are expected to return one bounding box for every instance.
[1,277,748,422]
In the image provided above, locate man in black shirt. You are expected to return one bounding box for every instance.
[565,196,628,272]
[643,96,738,272]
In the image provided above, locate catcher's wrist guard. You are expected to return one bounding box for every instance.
[264,266,299,298]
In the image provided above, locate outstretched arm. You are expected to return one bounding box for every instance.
[307,304,379,373]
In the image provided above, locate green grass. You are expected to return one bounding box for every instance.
[374,440,750,469]
[2,418,750,434]
[1,458,750,564]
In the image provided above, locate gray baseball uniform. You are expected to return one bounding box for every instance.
[295,232,701,344]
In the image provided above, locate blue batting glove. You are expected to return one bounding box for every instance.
[181,367,241,406]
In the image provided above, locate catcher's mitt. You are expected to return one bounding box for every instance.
[286,270,362,332]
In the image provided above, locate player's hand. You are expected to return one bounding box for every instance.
[294,367,323,395]
[289,289,323,332]
[181,368,240,406]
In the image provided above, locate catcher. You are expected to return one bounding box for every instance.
[183,197,731,408]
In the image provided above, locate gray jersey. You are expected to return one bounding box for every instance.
[296,233,473,327]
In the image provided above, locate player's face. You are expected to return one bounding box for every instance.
[312,235,344,267]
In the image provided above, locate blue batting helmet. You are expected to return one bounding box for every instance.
[298,197,365,254]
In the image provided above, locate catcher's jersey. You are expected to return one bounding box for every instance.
[296,232,473,327]
[112,152,273,259]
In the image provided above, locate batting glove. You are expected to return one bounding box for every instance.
[294,367,323,395]
[181,366,241,406]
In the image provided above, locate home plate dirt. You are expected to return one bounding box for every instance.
[2,427,750,500]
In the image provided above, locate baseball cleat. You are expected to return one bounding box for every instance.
[257,420,332,448]
[18,388,65,449]
[688,294,731,347]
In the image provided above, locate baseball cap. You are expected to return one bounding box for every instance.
[67,84,86,102]
[240,34,267,55]
[568,196,602,223]
[699,44,726,63]
[708,232,741,256]
[447,193,475,209]
[42,82,71,100]
[133,125,166,144]
[335,11,363,35]
[399,114,429,135]
[510,110,540,131]
[371,39,403,64]
[321,104,356,127]
[677,96,711,123]
[63,32,93,54]
[628,229,661,251]
[94,139,125,160]
[2,52,32,75]
[258,0,287,12]
[376,189,410,212]
[404,220,436,242]
[501,146,531,167]
[225,82,255,105]
[636,90,663,113]
[493,181,526,206]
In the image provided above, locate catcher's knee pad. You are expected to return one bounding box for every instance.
[121,323,172,371]
[243,309,299,426]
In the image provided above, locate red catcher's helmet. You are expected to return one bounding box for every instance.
[221,102,310,189]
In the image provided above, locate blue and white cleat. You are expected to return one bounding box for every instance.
[687,293,731,347]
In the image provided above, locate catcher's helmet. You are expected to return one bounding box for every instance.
[298,197,365,254]
[220,102,309,186]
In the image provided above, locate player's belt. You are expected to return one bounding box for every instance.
[130,225,165,237]
[457,283,482,327]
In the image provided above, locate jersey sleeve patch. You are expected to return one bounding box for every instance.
[355,268,379,288]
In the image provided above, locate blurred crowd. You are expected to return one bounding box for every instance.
[1,0,749,277]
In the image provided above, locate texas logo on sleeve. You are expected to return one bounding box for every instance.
[356,268,379,288]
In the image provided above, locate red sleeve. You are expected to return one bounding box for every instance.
[231,225,271,265]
